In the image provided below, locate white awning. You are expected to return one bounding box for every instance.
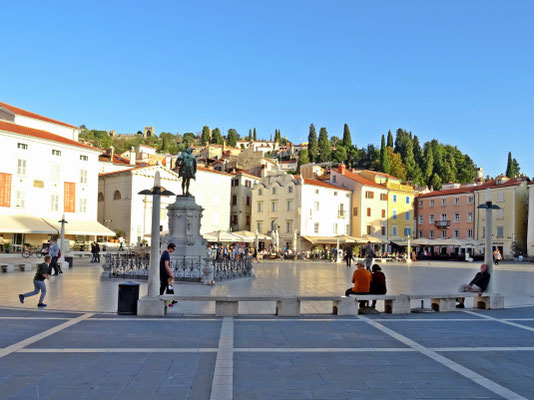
[0,214,57,234]
[43,218,115,236]
[202,230,244,243]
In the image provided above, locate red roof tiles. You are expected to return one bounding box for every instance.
[336,169,387,189]
[0,101,78,129]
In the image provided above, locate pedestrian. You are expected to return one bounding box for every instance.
[19,255,51,307]
[0,234,5,253]
[47,239,61,276]
[456,264,491,308]
[493,249,502,265]
[160,243,176,295]
[345,246,353,268]
[118,237,124,251]
[90,242,96,263]
[365,241,375,270]
[95,242,101,263]
[369,264,387,308]
[345,262,372,309]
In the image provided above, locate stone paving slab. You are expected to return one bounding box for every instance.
[0,352,215,400]
[442,351,534,399]
[0,319,68,348]
[25,320,222,349]
[235,320,408,348]
[234,352,501,399]
[468,306,534,319]
[0,308,82,318]
[366,311,486,320]
[380,320,534,348]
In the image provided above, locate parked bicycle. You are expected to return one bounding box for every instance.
[21,244,45,258]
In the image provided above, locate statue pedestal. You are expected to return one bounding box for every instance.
[163,195,213,284]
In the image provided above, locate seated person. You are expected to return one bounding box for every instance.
[456,264,490,308]
[345,262,372,308]
[369,264,387,308]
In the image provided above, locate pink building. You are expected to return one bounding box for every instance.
[416,187,476,241]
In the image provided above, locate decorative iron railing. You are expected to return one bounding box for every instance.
[213,256,254,281]
[106,252,150,279]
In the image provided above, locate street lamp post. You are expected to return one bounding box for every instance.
[407,234,412,264]
[477,188,500,293]
[138,171,174,298]
[58,214,68,266]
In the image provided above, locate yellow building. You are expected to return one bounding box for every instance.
[359,171,415,242]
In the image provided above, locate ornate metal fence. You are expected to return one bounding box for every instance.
[106,252,150,279]
[213,256,254,281]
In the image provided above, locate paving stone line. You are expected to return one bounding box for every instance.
[210,317,233,400]
[358,314,528,400]
[0,312,94,359]
[463,310,534,333]
[17,348,218,353]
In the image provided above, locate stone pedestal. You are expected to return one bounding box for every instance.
[163,195,213,285]
[138,296,165,316]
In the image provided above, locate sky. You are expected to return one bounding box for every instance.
[1,0,533,177]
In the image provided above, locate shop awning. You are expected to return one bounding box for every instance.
[353,235,384,244]
[0,214,57,234]
[202,230,244,243]
[232,230,271,242]
[43,218,115,236]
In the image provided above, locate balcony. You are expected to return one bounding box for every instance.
[434,220,450,229]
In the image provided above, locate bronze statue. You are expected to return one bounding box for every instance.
[175,147,197,196]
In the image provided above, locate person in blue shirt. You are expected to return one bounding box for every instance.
[47,239,61,276]
[160,243,176,295]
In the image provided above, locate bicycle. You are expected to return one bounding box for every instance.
[21,245,44,258]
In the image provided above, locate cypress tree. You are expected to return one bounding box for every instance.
[342,123,352,147]
[248,129,252,141]
[201,126,211,145]
[308,124,318,162]
[387,130,394,147]
[226,129,238,147]
[380,134,390,174]
[253,128,257,141]
[422,142,434,186]
[505,152,514,177]
[317,127,331,162]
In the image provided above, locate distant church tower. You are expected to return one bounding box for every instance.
[144,126,154,138]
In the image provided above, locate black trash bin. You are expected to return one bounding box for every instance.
[118,282,140,315]
[64,256,73,269]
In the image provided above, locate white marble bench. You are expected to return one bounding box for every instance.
[406,292,504,311]
[1,263,14,273]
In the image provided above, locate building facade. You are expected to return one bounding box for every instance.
[230,171,260,232]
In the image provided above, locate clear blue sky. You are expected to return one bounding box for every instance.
[2,1,533,177]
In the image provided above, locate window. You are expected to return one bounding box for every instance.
[334,223,338,234]
[393,194,397,202]
[339,203,345,217]
[346,225,350,234]
[482,227,485,238]
[497,226,504,238]
[315,189,319,194]
[392,226,397,236]
[367,208,371,217]
[246,196,250,206]
[404,227,411,237]
[314,223,319,233]
[454,197,460,205]
[429,199,435,207]
[113,190,121,200]
[405,211,410,220]
[272,187,276,195]
[258,189,263,196]
[353,207,358,217]
[232,195,237,206]
[365,191,374,199]
[231,215,238,225]
[80,169,88,184]
[246,215,250,226]
[441,198,446,206]
[441,213,447,221]
[498,192,504,202]
[334,191,338,196]
[257,202,263,212]
[315,201,319,212]
[80,155,88,161]
[454,213,460,222]
[50,195,59,212]
[287,201,292,211]
[392,209,397,220]
[381,226,386,236]
[441,230,447,238]
[245,180,251,188]
[418,215,423,224]
[467,212,473,222]
[380,193,387,201]
[15,190,25,208]
[286,221,292,233]
[381,209,386,218]
[231,179,239,187]
[257,222,262,233]
[17,143,27,150]
[467,196,474,204]
[288,186,293,193]
[332,175,336,183]
[52,149,61,156]
[271,201,277,212]
[78,198,87,213]
[429,230,434,238]
[16,159,26,176]
[419,200,423,208]
[406,196,410,204]
[429,214,435,224]
[98,192,104,201]
[367,225,372,234]
[50,164,60,181]
[418,230,422,238]
[454,230,459,238]
[467,229,473,238]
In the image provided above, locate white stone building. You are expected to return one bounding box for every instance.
[0,101,112,249]
[98,165,232,244]
[230,171,261,232]
[250,168,351,251]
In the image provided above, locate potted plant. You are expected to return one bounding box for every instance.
[4,242,11,253]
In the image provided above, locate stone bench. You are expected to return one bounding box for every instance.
[1,263,14,273]
[406,293,504,312]
[16,263,32,272]
[158,294,411,317]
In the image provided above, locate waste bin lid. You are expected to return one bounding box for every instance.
[119,282,140,286]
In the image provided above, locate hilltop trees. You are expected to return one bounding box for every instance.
[505,152,521,178]
[379,134,390,174]
[317,127,331,162]
[226,129,238,147]
[210,128,223,144]
[308,124,318,162]
[342,123,352,147]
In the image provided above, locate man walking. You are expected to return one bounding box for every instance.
[160,243,176,295]
[47,239,61,275]
[19,255,51,307]
[345,246,353,268]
